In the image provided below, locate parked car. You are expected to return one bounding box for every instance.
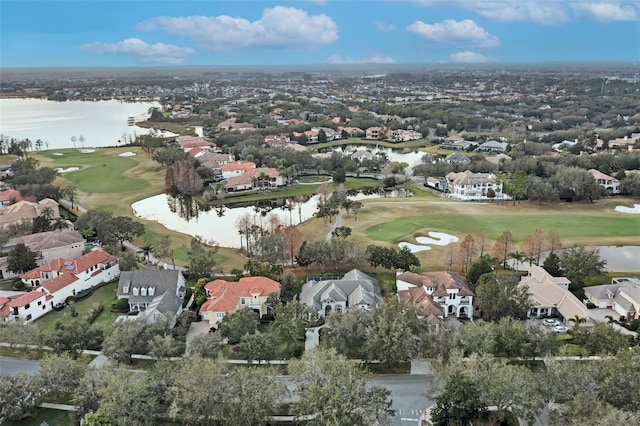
[542,318,559,326]
[53,303,65,311]
[553,325,569,333]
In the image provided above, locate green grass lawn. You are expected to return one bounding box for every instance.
[36,282,120,334]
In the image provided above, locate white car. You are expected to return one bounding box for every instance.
[542,318,559,326]
[553,325,569,333]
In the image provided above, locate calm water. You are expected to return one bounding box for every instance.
[0,98,160,150]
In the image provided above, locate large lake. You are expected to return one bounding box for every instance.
[0,98,160,150]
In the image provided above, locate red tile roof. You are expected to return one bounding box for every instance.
[200,276,279,314]
[41,273,78,293]
[20,247,115,280]
[8,291,46,308]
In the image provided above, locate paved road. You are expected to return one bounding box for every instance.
[1,356,432,425]
[0,355,40,376]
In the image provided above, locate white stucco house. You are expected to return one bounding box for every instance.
[445,170,506,200]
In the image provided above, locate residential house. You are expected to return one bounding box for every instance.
[337,126,364,138]
[426,177,447,191]
[365,127,383,140]
[519,265,593,327]
[200,276,280,328]
[176,135,220,154]
[1,291,48,323]
[445,170,505,200]
[477,140,509,153]
[396,271,477,319]
[486,153,512,166]
[608,136,636,149]
[444,153,472,165]
[116,270,187,326]
[220,161,256,179]
[299,269,383,317]
[390,129,422,142]
[3,247,119,322]
[439,139,478,151]
[584,277,640,321]
[588,169,620,194]
[0,198,60,227]
[352,150,374,163]
[0,189,35,208]
[20,231,85,264]
[224,166,284,192]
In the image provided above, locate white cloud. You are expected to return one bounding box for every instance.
[449,51,493,63]
[327,53,397,64]
[407,19,499,48]
[80,38,194,64]
[408,1,569,25]
[570,2,638,22]
[375,21,396,32]
[138,6,338,51]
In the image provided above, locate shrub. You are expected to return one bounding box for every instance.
[75,288,92,301]
[113,297,129,312]
[585,302,596,309]
[12,280,25,290]
[87,305,104,324]
[629,319,640,331]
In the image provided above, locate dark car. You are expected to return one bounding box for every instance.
[53,303,65,311]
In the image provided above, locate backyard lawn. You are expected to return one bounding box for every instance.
[36,281,121,334]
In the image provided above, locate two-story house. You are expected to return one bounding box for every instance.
[116,270,187,326]
[396,271,477,319]
[299,269,383,317]
[445,170,505,200]
[199,276,280,329]
[1,291,48,323]
[588,169,621,194]
[584,277,640,321]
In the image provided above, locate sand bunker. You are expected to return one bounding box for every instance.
[119,151,136,157]
[399,231,459,253]
[80,149,95,153]
[54,167,80,173]
[53,152,64,156]
[615,204,640,214]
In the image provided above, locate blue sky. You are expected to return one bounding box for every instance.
[1,0,639,67]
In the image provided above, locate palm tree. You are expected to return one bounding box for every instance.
[139,244,153,263]
[508,251,526,271]
[40,206,55,221]
[52,217,67,231]
[568,315,586,329]
[79,134,85,148]
[71,136,77,149]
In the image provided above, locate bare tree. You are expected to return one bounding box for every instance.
[492,230,514,269]
[547,230,563,254]
[522,229,545,265]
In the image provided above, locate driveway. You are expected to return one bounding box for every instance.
[185,321,211,354]
[588,308,638,336]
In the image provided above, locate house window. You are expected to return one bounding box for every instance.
[38,301,42,306]
[240,298,246,305]
[253,295,257,299]
[216,312,224,319]
[24,303,30,309]
[26,314,32,321]
[449,293,455,300]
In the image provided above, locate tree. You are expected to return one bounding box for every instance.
[102,319,147,364]
[62,185,78,210]
[97,216,145,250]
[164,159,203,195]
[217,307,259,344]
[282,225,302,266]
[279,271,299,303]
[522,229,545,265]
[238,330,278,362]
[351,200,363,221]
[491,230,514,268]
[295,241,314,269]
[47,319,100,358]
[187,332,224,358]
[559,246,607,290]
[271,299,316,346]
[321,308,372,358]
[117,250,138,271]
[543,252,562,276]
[363,298,423,365]
[152,236,175,269]
[331,225,352,239]
[459,233,477,273]
[430,373,485,426]
[476,274,533,322]
[289,348,392,426]
[394,245,421,271]
[139,243,153,262]
[0,373,44,422]
[74,209,113,238]
[31,214,53,233]
[509,170,528,204]
[466,258,493,287]
[7,242,38,273]
[547,230,563,254]
[148,334,184,360]
[508,250,526,271]
[186,236,221,279]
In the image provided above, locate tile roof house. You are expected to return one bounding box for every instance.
[0,189,35,207]
[1,290,48,323]
[299,269,383,317]
[116,270,187,327]
[4,247,120,322]
[19,230,85,263]
[200,276,280,328]
[588,169,621,194]
[477,140,509,153]
[221,162,284,192]
[0,198,60,227]
[396,271,477,319]
[519,265,593,327]
[445,170,506,200]
[445,152,472,165]
[584,277,640,321]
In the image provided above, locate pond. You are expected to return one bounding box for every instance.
[527,246,640,273]
[334,145,426,173]
[131,191,397,248]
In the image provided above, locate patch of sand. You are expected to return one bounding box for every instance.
[615,204,640,214]
[80,149,95,153]
[53,152,64,156]
[399,231,459,253]
[54,167,80,173]
[119,151,136,157]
